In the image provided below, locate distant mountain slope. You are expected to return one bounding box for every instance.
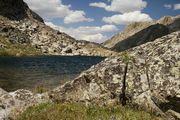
[112,24,169,52]
[102,15,180,52]
[0,0,116,56]
[102,21,153,49]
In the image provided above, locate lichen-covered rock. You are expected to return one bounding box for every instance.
[0,88,7,97]
[50,31,180,119]
[0,89,49,120]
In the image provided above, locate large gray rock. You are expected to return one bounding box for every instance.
[0,89,49,120]
[50,31,180,119]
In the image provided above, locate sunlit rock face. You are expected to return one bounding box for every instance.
[50,31,180,119]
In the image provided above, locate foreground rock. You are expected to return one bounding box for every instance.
[50,32,180,119]
[0,0,116,56]
[0,89,49,120]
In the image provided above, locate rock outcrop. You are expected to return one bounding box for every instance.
[103,15,180,52]
[0,88,49,120]
[50,31,180,119]
[0,0,116,56]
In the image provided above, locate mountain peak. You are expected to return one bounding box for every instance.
[0,0,43,22]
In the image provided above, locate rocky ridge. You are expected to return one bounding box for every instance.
[0,0,116,56]
[102,21,153,48]
[103,15,180,52]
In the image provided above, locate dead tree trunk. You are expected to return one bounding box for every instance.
[121,62,129,106]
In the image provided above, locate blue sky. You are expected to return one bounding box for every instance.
[25,0,180,43]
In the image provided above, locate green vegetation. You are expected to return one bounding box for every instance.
[17,103,162,120]
[0,35,41,56]
[32,84,49,94]
[122,52,131,63]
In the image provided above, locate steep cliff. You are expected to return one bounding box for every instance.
[0,0,43,22]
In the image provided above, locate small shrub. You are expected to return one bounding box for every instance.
[122,52,131,63]
[33,85,49,94]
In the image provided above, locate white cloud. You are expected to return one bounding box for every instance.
[45,22,118,43]
[64,11,94,24]
[89,2,107,8]
[81,34,108,43]
[174,3,180,10]
[90,0,151,25]
[102,11,152,25]
[90,0,147,13]
[164,4,172,9]
[24,0,93,24]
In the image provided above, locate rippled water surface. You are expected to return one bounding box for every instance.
[0,56,105,91]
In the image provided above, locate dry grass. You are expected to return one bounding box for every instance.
[0,35,41,56]
[17,103,162,120]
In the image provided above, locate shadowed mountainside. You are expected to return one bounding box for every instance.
[112,24,169,52]
[103,15,180,52]
[0,0,43,22]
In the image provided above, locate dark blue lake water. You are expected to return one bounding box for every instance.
[0,56,105,91]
